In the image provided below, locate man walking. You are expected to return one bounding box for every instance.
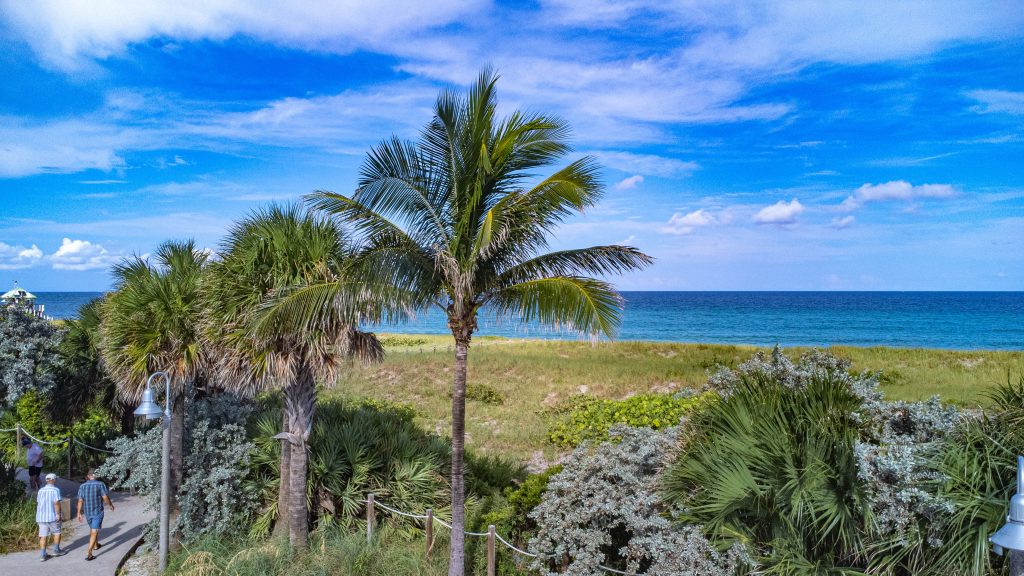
[77,469,114,561]
[36,472,66,561]
[24,437,43,491]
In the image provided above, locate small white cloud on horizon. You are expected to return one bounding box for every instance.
[753,199,804,225]
[49,237,119,271]
[661,209,716,235]
[830,215,856,229]
[840,180,956,211]
[615,175,644,190]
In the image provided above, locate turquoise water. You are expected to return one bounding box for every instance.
[33,291,1024,350]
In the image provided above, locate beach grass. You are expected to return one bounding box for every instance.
[332,334,1024,463]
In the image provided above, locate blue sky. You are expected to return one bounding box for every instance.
[0,1,1022,292]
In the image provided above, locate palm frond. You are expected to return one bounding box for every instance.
[487,276,623,338]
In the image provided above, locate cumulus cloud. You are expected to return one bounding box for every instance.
[840,180,957,210]
[48,238,118,271]
[830,215,856,229]
[753,199,804,225]
[661,209,716,235]
[615,175,644,190]
[966,89,1024,115]
[0,242,44,270]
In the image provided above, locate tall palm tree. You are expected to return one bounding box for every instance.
[100,240,208,545]
[202,204,385,548]
[306,69,653,575]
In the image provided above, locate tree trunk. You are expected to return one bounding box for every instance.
[169,391,185,551]
[119,404,135,437]
[273,408,291,540]
[448,335,470,576]
[284,367,317,549]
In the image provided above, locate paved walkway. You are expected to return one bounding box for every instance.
[1,468,153,575]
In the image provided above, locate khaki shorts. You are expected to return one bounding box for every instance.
[38,521,61,537]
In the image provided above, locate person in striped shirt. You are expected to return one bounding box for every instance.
[76,469,114,561]
[36,473,66,561]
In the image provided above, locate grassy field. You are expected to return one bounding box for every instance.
[332,334,1024,464]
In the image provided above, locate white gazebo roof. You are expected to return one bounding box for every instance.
[1,284,35,300]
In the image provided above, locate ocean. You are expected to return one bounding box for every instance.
[31,291,1024,350]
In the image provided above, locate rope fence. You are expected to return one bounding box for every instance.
[1,423,116,478]
[364,494,639,576]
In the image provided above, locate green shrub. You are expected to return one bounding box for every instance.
[663,369,868,573]
[547,392,708,447]
[248,398,452,537]
[447,382,503,406]
[379,336,429,348]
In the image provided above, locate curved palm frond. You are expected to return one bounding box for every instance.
[487,276,624,338]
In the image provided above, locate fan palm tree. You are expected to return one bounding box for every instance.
[202,204,385,548]
[305,69,653,575]
[100,240,208,545]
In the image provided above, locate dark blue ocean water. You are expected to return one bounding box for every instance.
[32,291,1024,350]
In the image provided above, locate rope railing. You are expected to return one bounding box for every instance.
[365,494,637,576]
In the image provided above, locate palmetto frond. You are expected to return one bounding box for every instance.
[100,240,208,402]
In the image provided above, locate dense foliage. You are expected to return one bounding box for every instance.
[0,307,64,409]
[547,392,708,447]
[531,426,750,576]
[247,398,451,538]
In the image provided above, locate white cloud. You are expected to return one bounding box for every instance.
[661,209,716,235]
[753,199,804,225]
[0,0,482,71]
[48,238,119,271]
[615,175,644,190]
[966,89,1024,115]
[589,151,698,177]
[830,215,855,229]
[615,235,637,245]
[840,180,957,211]
[0,242,44,270]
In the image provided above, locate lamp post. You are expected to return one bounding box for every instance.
[991,455,1024,576]
[133,371,172,572]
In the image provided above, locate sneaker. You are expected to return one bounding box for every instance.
[40,553,49,562]
[54,547,67,556]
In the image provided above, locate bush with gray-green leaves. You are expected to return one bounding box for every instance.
[98,391,257,541]
[529,425,751,576]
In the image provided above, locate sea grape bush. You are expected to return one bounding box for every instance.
[176,393,258,540]
[547,392,708,447]
[98,392,257,541]
[0,309,64,409]
[530,426,750,576]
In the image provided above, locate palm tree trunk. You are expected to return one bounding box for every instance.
[448,336,470,576]
[273,409,291,540]
[169,391,185,551]
[284,366,317,549]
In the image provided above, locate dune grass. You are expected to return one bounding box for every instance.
[168,526,448,576]
[333,334,1024,463]
[0,498,37,554]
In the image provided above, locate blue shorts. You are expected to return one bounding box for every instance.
[86,514,103,530]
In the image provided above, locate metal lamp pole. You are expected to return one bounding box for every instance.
[134,371,172,572]
[991,455,1024,575]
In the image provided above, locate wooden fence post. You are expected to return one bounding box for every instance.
[66,437,72,478]
[487,524,496,576]
[425,508,434,557]
[366,494,376,543]
[15,424,22,463]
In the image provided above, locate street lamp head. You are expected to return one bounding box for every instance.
[134,385,163,419]
[991,455,1024,555]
